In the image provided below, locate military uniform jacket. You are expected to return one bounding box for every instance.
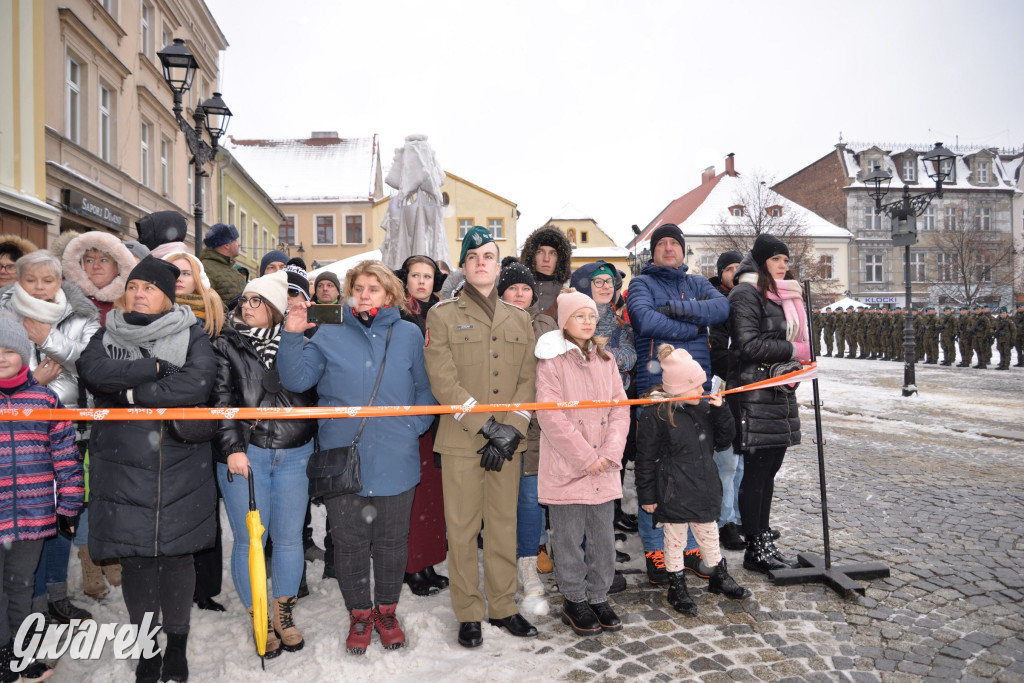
[425,293,537,458]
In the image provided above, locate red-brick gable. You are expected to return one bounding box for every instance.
[627,171,726,248]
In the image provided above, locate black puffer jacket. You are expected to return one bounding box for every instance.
[726,255,801,453]
[707,275,731,381]
[210,325,318,459]
[635,397,735,524]
[77,324,217,561]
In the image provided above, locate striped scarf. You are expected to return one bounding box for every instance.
[236,322,282,369]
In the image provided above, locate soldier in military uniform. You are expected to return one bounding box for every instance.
[922,307,940,364]
[1014,302,1024,367]
[812,309,823,356]
[424,226,539,647]
[822,308,836,356]
[981,304,996,368]
[939,307,957,366]
[834,307,848,357]
[854,307,868,359]
[890,306,905,361]
[993,307,1017,370]
[863,307,878,359]
[970,305,991,369]
[956,306,973,367]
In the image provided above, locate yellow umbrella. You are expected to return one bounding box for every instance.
[229,467,268,668]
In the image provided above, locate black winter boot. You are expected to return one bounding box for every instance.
[135,651,162,683]
[666,570,697,615]
[707,558,752,599]
[764,531,800,569]
[560,599,601,636]
[161,632,188,682]
[0,642,18,683]
[742,532,786,574]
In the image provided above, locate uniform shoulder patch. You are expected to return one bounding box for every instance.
[434,297,458,307]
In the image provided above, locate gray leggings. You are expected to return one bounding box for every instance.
[548,501,615,604]
[325,488,415,611]
[0,539,44,646]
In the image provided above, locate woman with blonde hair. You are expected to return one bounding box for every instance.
[164,251,225,339]
[279,259,435,655]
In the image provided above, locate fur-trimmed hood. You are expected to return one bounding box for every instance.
[0,234,40,258]
[61,231,137,303]
[47,230,83,262]
[519,226,572,284]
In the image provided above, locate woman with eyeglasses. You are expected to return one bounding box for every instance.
[210,271,318,659]
[76,256,218,683]
[534,291,629,637]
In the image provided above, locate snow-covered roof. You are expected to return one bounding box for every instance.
[841,143,1023,193]
[225,135,379,203]
[570,246,630,258]
[823,297,870,311]
[632,173,851,252]
[549,202,593,221]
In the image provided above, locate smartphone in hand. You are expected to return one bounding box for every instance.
[307,304,343,324]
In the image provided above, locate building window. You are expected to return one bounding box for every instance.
[976,207,991,230]
[162,26,171,53]
[488,218,505,240]
[863,205,882,230]
[902,158,916,182]
[729,205,744,217]
[315,215,335,245]
[699,254,716,279]
[344,215,364,244]
[227,201,236,232]
[66,56,81,144]
[766,206,782,217]
[976,161,989,183]
[922,205,935,231]
[98,84,112,162]
[936,252,954,282]
[977,255,992,283]
[819,253,835,280]
[262,227,269,257]
[864,254,883,283]
[251,221,258,254]
[101,0,115,14]
[140,121,150,187]
[580,230,588,243]
[457,218,474,239]
[940,159,955,183]
[279,215,296,245]
[944,207,957,231]
[867,158,881,173]
[910,251,926,282]
[239,210,247,253]
[141,2,151,58]
[160,138,170,194]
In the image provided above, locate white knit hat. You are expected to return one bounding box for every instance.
[242,270,288,316]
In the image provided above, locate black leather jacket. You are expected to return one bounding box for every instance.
[210,324,318,460]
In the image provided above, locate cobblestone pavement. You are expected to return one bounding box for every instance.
[523,358,1024,682]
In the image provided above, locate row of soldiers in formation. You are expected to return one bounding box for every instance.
[813,302,1024,370]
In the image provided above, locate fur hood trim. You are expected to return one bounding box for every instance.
[520,226,572,284]
[47,230,83,262]
[61,231,136,303]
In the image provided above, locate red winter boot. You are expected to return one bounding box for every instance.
[373,604,406,650]
[346,609,374,655]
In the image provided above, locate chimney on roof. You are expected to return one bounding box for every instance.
[725,153,736,177]
[311,131,339,139]
[701,166,716,184]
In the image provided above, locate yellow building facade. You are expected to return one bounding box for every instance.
[530,204,632,285]
[217,148,283,275]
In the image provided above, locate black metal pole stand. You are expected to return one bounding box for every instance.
[902,243,917,396]
[768,281,890,598]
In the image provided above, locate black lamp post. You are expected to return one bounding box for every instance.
[157,38,233,256]
[863,141,956,396]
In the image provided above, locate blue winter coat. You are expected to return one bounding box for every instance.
[277,306,435,497]
[626,263,729,394]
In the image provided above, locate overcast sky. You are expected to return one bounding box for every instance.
[203,0,1024,247]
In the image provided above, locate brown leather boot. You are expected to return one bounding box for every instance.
[99,558,122,587]
[248,607,281,659]
[273,596,304,651]
[78,545,108,600]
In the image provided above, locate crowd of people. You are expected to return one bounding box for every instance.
[815,302,1022,370]
[0,219,817,682]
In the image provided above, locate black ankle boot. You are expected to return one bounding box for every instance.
[707,558,752,599]
[764,534,800,569]
[161,632,188,682]
[560,599,601,636]
[136,651,162,683]
[742,532,786,574]
[666,570,697,615]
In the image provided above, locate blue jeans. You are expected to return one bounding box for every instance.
[218,440,313,606]
[713,446,744,527]
[32,533,71,599]
[516,469,548,559]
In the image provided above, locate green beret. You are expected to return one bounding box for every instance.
[459,226,495,267]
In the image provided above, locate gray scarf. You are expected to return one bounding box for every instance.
[103,305,196,367]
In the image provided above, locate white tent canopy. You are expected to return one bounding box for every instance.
[822,297,870,311]
[308,249,383,284]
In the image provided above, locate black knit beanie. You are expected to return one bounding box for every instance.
[750,233,789,266]
[649,223,685,253]
[126,256,179,303]
[716,251,742,279]
[497,262,537,304]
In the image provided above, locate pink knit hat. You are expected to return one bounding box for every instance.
[660,347,707,396]
[556,291,598,330]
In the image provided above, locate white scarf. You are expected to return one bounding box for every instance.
[12,282,67,324]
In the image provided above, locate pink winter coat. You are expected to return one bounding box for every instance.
[535,331,630,506]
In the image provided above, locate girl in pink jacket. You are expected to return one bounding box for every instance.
[536,291,630,638]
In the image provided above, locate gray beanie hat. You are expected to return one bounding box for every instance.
[0,314,33,367]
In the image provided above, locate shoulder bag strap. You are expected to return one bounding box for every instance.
[351,325,393,446]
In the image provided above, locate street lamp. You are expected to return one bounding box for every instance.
[157,38,233,256]
[629,247,650,277]
[865,142,956,396]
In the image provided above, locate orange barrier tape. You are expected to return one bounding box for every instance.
[2,363,817,422]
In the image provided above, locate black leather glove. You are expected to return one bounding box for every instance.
[477,442,507,472]
[57,513,78,540]
[157,361,183,379]
[479,417,524,459]
[656,300,683,319]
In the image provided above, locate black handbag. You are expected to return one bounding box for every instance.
[168,417,218,444]
[306,327,392,499]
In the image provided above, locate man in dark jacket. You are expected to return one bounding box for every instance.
[626,223,729,584]
[707,251,745,551]
[519,227,573,319]
[200,223,245,308]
